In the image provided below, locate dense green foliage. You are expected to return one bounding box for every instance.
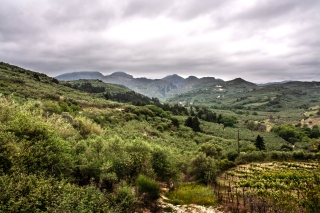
[273,124,320,144]
[1,62,320,211]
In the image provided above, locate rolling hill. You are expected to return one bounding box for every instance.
[1,62,320,212]
[0,62,152,106]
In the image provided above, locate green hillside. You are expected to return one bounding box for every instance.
[62,79,155,105]
[0,62,116,108]
[168,78,320,123]
[0,62,319,212]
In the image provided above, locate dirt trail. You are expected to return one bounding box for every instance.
[159,196,227,213]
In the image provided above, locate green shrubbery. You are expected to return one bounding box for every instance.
[1,61,320,211]
[0,173,111,213]
[135,175,160,200]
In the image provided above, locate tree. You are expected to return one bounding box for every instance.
[184,116,201,132]
[184,116,193,128]
[273,124,298,143]
[192,116,201,132]
[310,125,320,139]
[220,115,237,127]
[254,135,266,151]
[198,143,222,158]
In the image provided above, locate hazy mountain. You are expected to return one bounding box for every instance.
[54,71,224,99]
[185,76,199,83]
[56,71,104,81]
[101,73,178,98]
[224,78,258,93]
[162,74,185,87]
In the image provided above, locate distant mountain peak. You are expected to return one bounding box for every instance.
[186,76,198,80]
[226,78,258,87]
[108,71,133,78]
[164,74,182,77]
[162,74,185,86]
[163,74,184,80]
[228,77,249,83]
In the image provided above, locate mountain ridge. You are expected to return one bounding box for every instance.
[56,71,224,99]
[52,70,320,103]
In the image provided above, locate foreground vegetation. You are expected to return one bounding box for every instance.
[0,62,320,212]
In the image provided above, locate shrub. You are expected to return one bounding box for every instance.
[227,150,239,161]
[236,151,267,164]
[190,153,219,185]
[43,100,61,115]
[219,159,236,171]
[74,116,102,137]
[109,183,136,212]
[0,173,111,212]
[292,151,305,160]
[135,175,160,200]
[151,148,179,184]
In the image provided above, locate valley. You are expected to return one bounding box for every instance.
[1,62,320,213]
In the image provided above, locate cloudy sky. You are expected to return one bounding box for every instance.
[0,0,319,83]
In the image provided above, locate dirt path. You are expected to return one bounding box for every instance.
[159,196,227,213]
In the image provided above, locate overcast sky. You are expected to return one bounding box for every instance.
[0,0,319,83]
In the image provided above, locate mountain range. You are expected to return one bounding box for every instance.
[2,62,320,113]
[56,71,233,100]
[56,70,320,111]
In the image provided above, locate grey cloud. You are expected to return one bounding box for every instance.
[122,0,231,21]
[123,0,172,18]
[0,4,42,42]
[218,0,320,39]
[168,0,231,21]
[0,0,319,83]
[236,1,297,21]
[235,0,319,22]
[292,59,320,67]
[43,1,115,31]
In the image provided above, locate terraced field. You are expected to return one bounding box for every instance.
[216,162,320,213]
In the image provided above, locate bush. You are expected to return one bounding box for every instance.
[219,159,236,171]
[43,100,62,115]
[151,148,178,183]
[0,173,111,212]
[292,151,306,160]
[190,153,219,185]
[236,151,267,164]
[227,150,239,161]
[74,116,102,137]
[109,183,136,212]
[270,151,292,161]
[135,175,160,200]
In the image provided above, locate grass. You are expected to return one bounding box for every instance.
[165,183,217,206]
